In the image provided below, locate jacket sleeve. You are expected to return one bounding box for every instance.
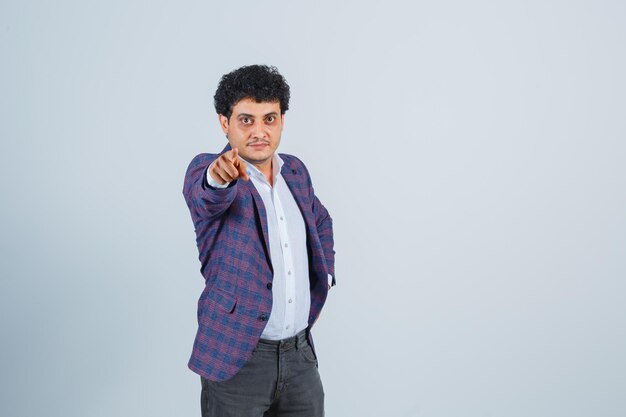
[182,153,239,222]
[313,193,336,286]
[301,161,336,286]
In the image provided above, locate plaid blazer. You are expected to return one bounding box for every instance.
[182,143,335,381]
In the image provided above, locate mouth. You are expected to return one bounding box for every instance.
[248,142,269,149]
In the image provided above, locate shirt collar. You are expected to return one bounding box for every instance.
[243,153,284,183]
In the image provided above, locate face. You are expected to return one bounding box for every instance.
[219,98,284,171]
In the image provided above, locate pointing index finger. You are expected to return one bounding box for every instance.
[223,148,237,163]
[231,147,249,181]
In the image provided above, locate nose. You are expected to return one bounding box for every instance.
[253,120,266,139]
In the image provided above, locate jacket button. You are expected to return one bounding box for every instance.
[266,282,272,290]
[259,314,268,321]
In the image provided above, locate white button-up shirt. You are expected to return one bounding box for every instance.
[207,152,331,340]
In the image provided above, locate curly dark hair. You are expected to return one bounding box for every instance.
[213,65,291,119]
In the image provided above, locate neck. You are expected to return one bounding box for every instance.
[251,158,274,186]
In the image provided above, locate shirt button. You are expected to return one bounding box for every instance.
[288,299,293,303]
[284,243,288,248]
[286,325,290,329]
[280,216,284,221]
[287,270,292,275]
[266,282,273,290]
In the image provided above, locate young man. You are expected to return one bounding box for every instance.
[182,65,336,417]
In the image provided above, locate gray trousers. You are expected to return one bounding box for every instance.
[200,328,325,417]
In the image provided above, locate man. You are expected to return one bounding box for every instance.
[182,64,336,417]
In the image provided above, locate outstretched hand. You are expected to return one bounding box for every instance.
[209,148,250,185]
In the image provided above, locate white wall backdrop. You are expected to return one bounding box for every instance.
[1,1,625,416]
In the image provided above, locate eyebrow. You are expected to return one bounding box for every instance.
[237,112,279,118]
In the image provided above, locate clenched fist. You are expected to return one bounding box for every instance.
[209,148,250,185]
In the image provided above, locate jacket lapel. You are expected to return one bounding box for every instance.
[246,181,273,272]
[280,158,319,250]
[220,143,273,271]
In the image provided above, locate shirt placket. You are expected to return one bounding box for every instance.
[271,182,296,338]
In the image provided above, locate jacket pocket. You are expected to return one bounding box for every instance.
[206,287,237,313]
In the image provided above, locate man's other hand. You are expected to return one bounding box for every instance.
[209,148,250,185]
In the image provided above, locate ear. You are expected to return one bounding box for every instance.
[218,114,229,135]
[280,113,285,131]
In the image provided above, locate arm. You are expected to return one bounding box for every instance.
[182,154,239,222]
[298,159,336,287]
[312,193,336,287]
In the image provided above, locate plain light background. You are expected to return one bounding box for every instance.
[1,1,625,416]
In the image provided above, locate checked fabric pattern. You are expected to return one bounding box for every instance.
[182,143,335,381]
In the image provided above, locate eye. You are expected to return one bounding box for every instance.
[241,117,252,124]
[266,116,275,123]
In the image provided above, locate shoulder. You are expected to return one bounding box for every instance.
[188,152,219,167]
[185,152,220,173]
[278,153,310,175]
[186,143,232,173]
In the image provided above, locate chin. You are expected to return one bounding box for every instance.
[243,151,271,163]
